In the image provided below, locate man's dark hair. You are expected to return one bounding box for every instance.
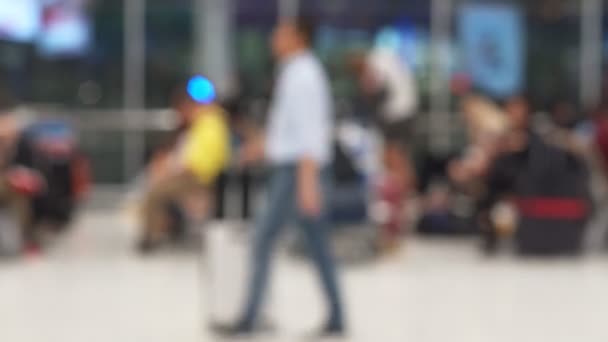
[293,15,316,45]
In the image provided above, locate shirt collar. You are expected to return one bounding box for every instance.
[280,49,311,68]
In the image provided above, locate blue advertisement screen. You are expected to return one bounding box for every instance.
[459,4,525,98]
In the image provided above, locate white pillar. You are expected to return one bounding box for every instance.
[278,0,299,19]
[580,0,603,109]
[123,0,146,181]
[194,0,235,98]
[429,0,453,155]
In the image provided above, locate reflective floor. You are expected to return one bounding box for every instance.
[1,210,608,342]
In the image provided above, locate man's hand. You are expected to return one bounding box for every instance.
[298,158,321,217]
[239,133,265,166]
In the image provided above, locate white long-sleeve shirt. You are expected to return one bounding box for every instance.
[266,51,333,165]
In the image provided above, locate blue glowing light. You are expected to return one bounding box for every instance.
[187,76,216,104]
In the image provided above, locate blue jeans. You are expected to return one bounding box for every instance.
[238,165,344,329]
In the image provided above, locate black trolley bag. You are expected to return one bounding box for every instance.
[514,136,591,256]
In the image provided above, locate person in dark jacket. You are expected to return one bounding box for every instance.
[0,92,40,255]
[478,95,533,253]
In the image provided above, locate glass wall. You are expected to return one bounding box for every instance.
[144,0,193,108]
[525,1,581,110]
[0,0,593,111]
[234,0,277,114]
[0,0,120,108]
[234,0,431,110]
[0,0,599,184]
[0,0,196,110]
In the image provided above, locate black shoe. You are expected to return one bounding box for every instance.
[481,236,499,257]
[211,322,254,338]
[210,320,275,338]
[305,323,346,341]
[137,238,161,255]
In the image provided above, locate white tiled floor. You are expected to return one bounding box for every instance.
[1,210,608,342]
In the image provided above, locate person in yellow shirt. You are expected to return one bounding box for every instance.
[139,76,230,253]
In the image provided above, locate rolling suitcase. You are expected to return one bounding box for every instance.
[205,220,250,325]
[204,220,275,332]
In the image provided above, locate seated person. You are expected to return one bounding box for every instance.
[138,77,230,252]
[0,94,44,256]
[449,94,509,195]
[476,95,540,253]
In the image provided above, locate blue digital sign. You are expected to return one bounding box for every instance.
[460,4,525,98]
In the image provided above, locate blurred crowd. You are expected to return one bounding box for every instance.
[2,22,608,261]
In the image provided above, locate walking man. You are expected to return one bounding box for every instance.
[217,16,345,338]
